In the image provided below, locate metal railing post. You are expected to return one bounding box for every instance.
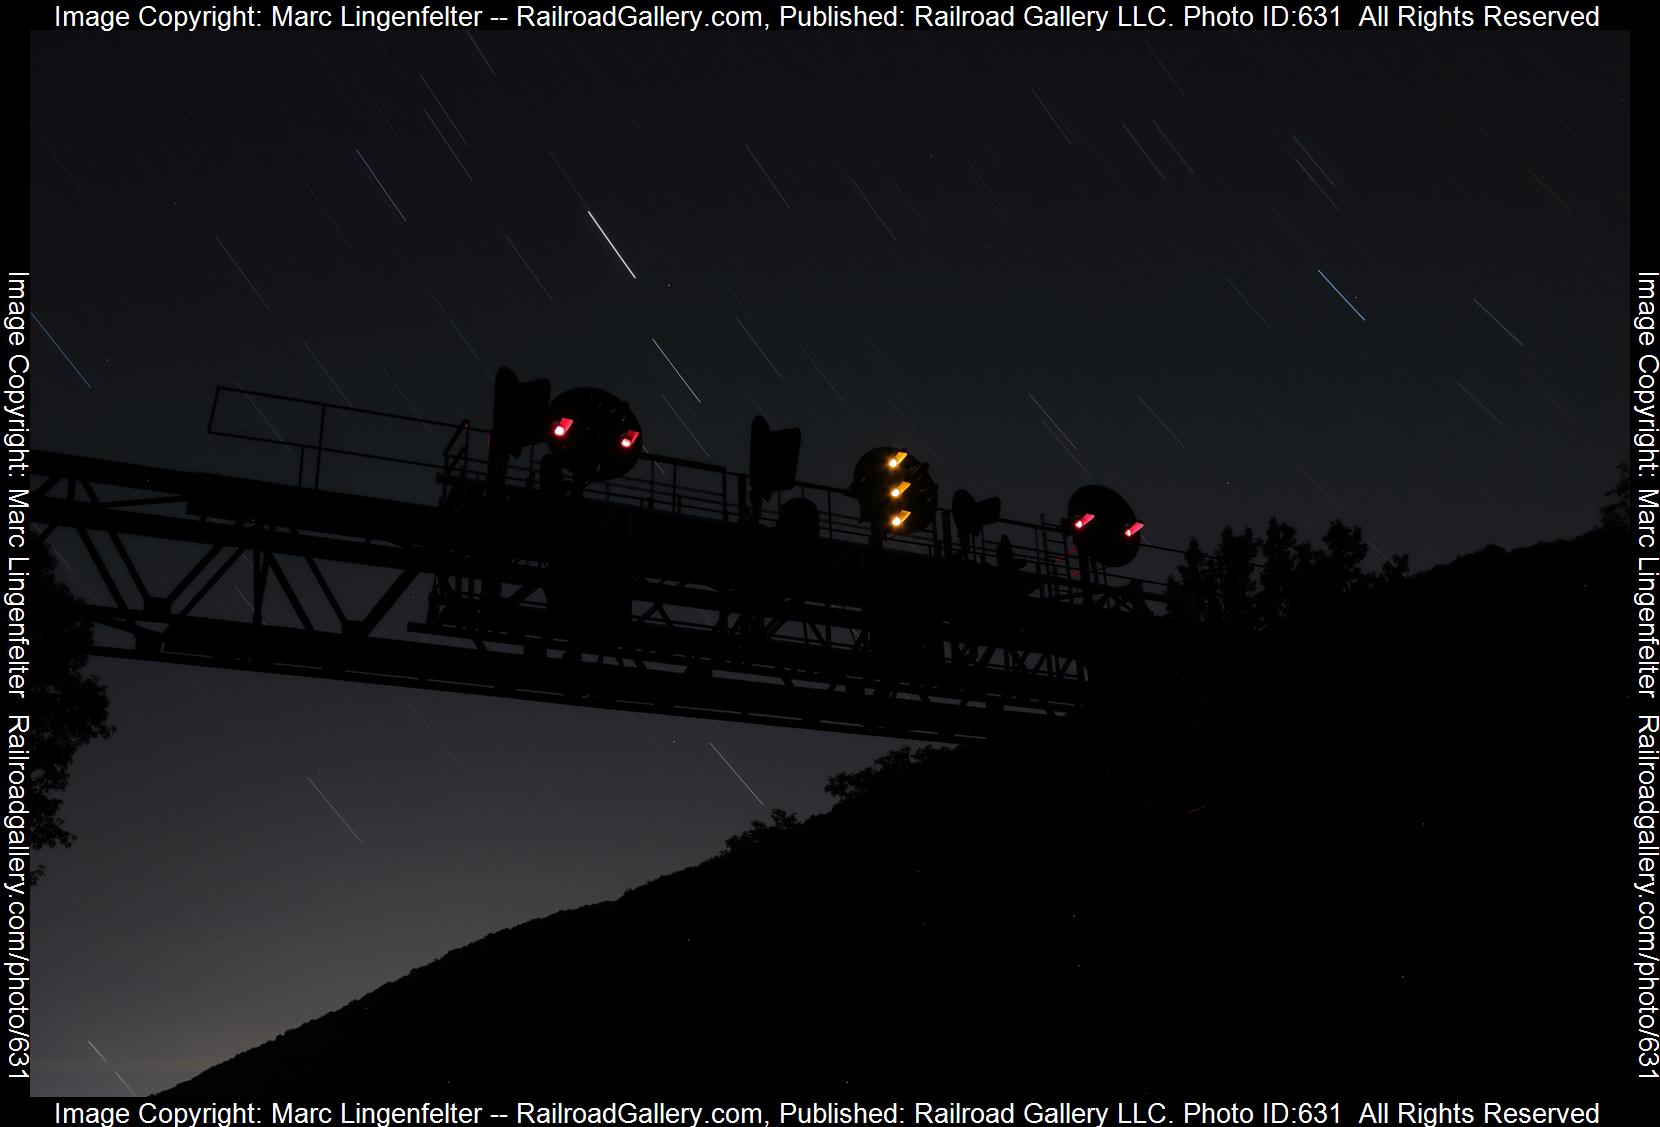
[314,405,326,490]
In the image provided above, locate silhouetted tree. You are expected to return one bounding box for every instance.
[1601,457,1632,534]
[824,746,950,803]
[29,550,114,884]
[1170,540,1214,622]
[1166,517,1410,629]
[722,808,799,853]
[1257,517,1301,625]
[1168,530,1246,628]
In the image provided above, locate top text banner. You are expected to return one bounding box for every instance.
[42,4,1611,34]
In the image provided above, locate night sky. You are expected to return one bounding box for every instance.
[27,12,1629,1096]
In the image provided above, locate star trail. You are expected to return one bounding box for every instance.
[23,20,1629,1096]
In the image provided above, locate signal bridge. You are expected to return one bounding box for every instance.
[32,375,1193,742]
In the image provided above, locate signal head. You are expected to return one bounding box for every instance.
[490,367,554,458]
[776,496,821,547]
[950,490,1003,546]
[749,416,804,505]
[543,387,643,482]
[1065,484,1142,567]
[850,446,938,537]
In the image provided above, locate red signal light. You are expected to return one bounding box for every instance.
[619,429,639,449]
[552,417,574,439]
[1072,512,1095,531]
[1124,521,1144,538]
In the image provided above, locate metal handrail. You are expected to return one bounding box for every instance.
[209,385,1177,602]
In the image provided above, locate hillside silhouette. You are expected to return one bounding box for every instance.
[164,530,1627,1098]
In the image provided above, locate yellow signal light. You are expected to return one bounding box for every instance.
[889,481,911,499]
[887,450,909,469]
[890,510,912,528]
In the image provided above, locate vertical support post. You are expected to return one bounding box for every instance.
[314,405,327,490]
[253,545,268,627]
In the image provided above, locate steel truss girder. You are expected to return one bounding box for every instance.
[34,451,1129,741]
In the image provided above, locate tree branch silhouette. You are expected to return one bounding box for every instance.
[28,549,115,885]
